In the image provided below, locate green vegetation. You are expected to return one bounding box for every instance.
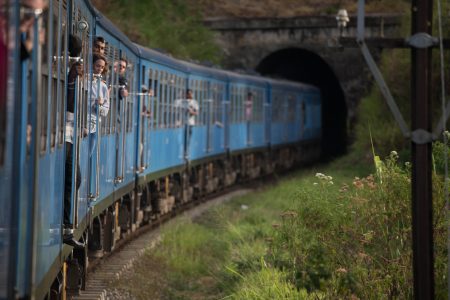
[353,4,450,161]
[92,0,222,64]
[112,154,448,299]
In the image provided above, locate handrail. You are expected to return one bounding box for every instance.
[72,77,80,227]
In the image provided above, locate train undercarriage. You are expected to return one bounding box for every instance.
[45,142,320,299]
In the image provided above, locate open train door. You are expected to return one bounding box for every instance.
[113,55,127,184]
[137,87,150,173]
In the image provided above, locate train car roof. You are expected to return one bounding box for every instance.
[269,77,319,93]
[134,44,188,73]
[223,70,270,87]
[180,60,229,81]
[92,7,139,55]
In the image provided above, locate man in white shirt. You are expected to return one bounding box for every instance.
[184,89,198,158]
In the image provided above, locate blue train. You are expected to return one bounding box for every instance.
[0,0,321,299]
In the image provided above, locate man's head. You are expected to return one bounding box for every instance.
[68,34,82,57]
[94,36,105,55]
[186,89,193,100]
[118,58,127,75]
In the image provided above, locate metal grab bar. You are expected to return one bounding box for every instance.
[139,94,148,172]
[114,93,127,184]
[89,77,101,200]
[72,77,81,227]
[121,95,127,180]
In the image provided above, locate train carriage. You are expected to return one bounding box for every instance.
[0,0,322,299]
[180,61,229,162]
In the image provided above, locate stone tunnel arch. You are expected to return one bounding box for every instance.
[256,48,348,159]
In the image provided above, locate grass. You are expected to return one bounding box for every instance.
[111,149,448,298]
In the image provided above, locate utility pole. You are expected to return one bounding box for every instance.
[411,0,434,298]
[351,0,442,297]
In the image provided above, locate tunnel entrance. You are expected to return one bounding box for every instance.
[256,48,347,159]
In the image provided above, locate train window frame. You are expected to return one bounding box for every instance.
[49,3,57,151]
[153,69,160,129]
[58,11,68,147]
[162,71,168,128]
[0,1,7,166]
[288,94,295,122]
[125,57,134,133]
[168,73,174,128]
[110,46,120,135]
[56,0,66,148]
[195,79,203,125]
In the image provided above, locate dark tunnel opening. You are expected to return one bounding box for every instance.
[256,48,348,159]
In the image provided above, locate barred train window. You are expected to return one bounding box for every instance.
[0,5,6,166]
[37,9,50,154]
[58,15,68,146]
[288,95,295,122]
[126,58,134,133]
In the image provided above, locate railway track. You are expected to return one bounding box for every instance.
[71,189,251,300]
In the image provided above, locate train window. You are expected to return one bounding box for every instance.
[162,72,170,128]
[152,69,160,128]
[203,80,209,126]
[237,86,241,122]
[239,86,244,122]
[199,80,204,126]
[217,83,224,124]
[211,83,216,124]
[197,80,202,125]
[173,76,181,127]
[288,95,295,122]
[126,59,134,133]
[36,9,50,154]
[272,92,281,122]
[168,72,173,128]
[198,80,203,125]
[148,68,153,129]
[230,85,235,123]
[0,2,7,165]
[58,15,68,146]
[107,49,115,135]
[257,89,264,122]
[167,73,173,128]
[159,71,165,128]
[160,71,166,128]
[50,0,64,150]
[39,74,48,154]
[237,86,241,123]
[301,101,306,126]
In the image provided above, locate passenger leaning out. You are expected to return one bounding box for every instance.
[89,54,109,156]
